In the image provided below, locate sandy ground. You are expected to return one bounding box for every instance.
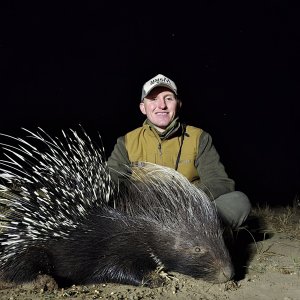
[0,207,299,300]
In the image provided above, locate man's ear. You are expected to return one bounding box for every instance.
[177,99,182,110]
[140,102,146,115]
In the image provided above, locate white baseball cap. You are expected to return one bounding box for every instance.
[141,74,177,101]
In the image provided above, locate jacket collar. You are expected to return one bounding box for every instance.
[144,117,181,140]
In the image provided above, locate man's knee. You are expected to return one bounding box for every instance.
[231,191,252,214]
[214,191,251,229]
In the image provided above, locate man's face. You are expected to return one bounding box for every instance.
[140,87,181,132]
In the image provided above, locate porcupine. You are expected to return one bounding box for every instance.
[0,127,234,287]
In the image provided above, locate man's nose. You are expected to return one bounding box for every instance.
[157,98,167,109]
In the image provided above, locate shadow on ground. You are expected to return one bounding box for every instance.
[226,214,273,281]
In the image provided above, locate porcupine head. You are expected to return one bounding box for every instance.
[122,164,235,284]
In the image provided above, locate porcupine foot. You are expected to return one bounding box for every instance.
[31,274,58,292]
[142,267,177,288]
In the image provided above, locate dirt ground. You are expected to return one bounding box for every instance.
[0,205,299,300]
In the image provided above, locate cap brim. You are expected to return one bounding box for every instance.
[142,83,177,100]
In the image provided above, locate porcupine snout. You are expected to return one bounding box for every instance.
[203,240,235,283]
[214,259,234,283]
[189,251,234,284]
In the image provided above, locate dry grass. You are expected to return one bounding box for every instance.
[251,201,300,239]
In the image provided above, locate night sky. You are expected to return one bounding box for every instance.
[1,1,299,206]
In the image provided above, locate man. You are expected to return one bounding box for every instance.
[107,74,251,229]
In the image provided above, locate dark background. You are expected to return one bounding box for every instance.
[0,1,299,206]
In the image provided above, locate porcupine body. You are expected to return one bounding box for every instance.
[0,128,234,287]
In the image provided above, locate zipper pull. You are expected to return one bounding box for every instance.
[158,143,162,155]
